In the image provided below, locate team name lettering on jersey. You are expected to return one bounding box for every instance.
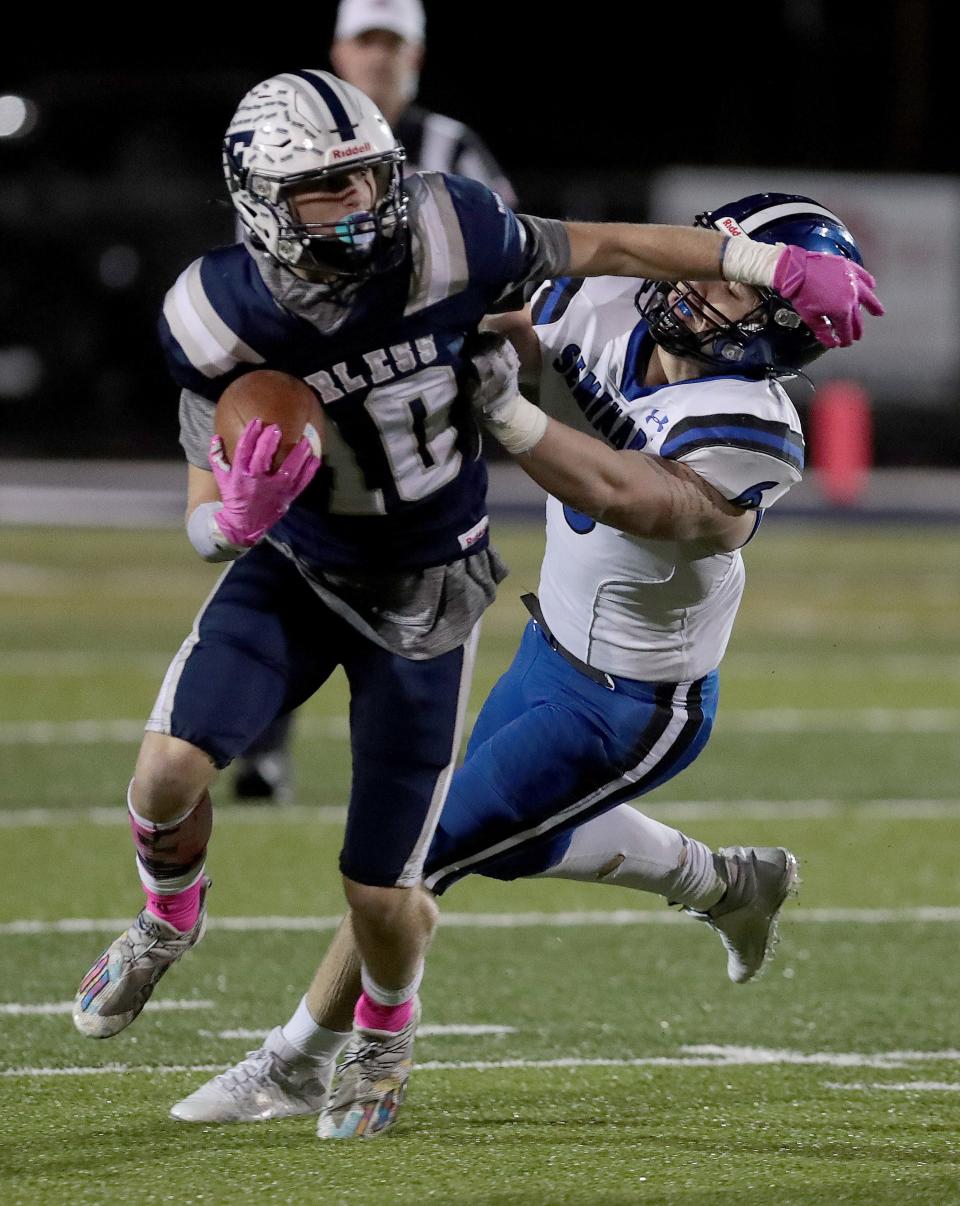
[553,344,639,449]
[307,335,440,403]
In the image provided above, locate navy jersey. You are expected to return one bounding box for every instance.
[160,173,566,571]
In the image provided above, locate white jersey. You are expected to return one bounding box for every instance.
[531,275,804,682]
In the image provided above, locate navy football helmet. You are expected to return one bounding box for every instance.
[638,193,864,376]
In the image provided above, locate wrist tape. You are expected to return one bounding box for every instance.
[483,394,548,455]
[720,237,786,288]
[187,501,247,563]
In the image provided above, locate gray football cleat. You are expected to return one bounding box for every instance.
[72,879,210,1039]
[316,999,421,1139]
[692,847,799,983]
[170,1027,333,1123]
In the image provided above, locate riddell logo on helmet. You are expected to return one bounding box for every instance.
[331,142,373,160]
[719,217,746,238]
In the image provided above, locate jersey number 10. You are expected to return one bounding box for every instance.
[319,366,465,514]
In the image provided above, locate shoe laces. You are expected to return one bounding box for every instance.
[134,911,200,957]
[339,1028,412,1076]
[708,852,758,918]
[214,1045,282,1094]
[123,914,175,961]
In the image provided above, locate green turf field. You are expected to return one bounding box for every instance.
[1,521,959,1204]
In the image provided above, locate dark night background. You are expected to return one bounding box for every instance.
[1,1,954,463]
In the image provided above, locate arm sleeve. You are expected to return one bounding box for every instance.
[516,216,571,286]
[439,175,569,309]
[179,389,216,469]
[484,217,571,314]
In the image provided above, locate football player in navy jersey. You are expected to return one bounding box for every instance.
[70,67,881,1131]
[232,0,519,802]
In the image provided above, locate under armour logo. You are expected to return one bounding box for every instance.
[644,408,669,432]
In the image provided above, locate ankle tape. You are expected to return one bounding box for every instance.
[128,784,212,894]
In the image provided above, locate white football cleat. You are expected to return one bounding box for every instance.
[72,879,210,1038]
[170,1027,333,1123]
[692,847,799,983]
[316,999,420,1140]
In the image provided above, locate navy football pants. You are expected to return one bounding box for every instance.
[147,542,477,887]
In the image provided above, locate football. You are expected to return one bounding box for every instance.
[214,370,324,470]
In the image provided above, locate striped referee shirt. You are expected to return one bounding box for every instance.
[395,104,517,208]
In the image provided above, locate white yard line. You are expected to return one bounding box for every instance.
[5,906,960,938]
[0,717,346,746]
[0,720,148,745]
[3,798,960,829]
[0,1000,212,1016]
[641,800,960,821]
[0,805,352,828]
[718,708,960,734]
[5,649,959,682]
[826,1081,960,1092]
[0,652,171,675]
[6,1045,960,1079]
[2,1063,227,1078]
[1,708,958,747]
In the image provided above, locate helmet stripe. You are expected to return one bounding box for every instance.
[735,201,843,235]
[289,69,355,141]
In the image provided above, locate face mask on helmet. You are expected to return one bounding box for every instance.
[637,192,865,377]
[223,69,408,281]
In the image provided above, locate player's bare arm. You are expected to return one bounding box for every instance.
[565,221,727,284]
[467,331,754,550]
[561,220,883,349]
[516,419,756,551]
[186,462,218,520]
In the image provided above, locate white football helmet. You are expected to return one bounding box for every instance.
[223,69,407,278]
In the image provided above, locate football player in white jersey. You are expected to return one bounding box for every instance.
[164,194,877,1137]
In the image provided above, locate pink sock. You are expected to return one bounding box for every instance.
[354,991,415,1033]
[144,879,203,932]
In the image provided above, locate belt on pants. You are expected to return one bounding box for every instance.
[521,593,615,691]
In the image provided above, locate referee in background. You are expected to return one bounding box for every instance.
[331,0,517,207]
[233,0,518,801]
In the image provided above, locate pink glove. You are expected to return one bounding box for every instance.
[208,418,321,547]
[773,246,884,349]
